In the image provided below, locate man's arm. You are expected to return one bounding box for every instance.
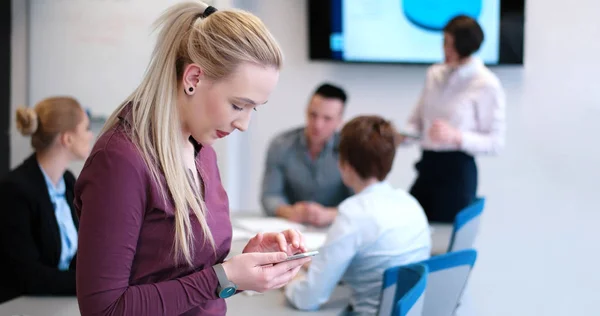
[261,139,290,217]
[460,84,506,156]
[285,211,359,310]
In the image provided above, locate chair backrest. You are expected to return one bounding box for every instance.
[447,198,485,252]
[419,249,477,316]
[396,264,428,316]
[379,266,402,316]
[379,264,428,316]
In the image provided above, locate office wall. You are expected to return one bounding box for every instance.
[10,0,29,169]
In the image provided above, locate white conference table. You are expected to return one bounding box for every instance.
[0,214,350,316]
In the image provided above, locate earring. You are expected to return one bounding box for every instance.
[187,87,194,94]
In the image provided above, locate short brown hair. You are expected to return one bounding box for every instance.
[339,115,397,181]
[16,96,85,152]
[444,15,484,58]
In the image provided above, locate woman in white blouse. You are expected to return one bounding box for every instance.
[397,15,506,223]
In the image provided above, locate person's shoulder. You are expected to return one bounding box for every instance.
[270,126,303,145]
[426,62,447,77]
[83,124,146,175]
[392,188,423,209]
[337,191,372,219]
[0,167,28,197]
[267,126,303,153]
[0,155,39,196]
[474,64,503,91]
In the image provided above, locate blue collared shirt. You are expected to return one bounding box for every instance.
[39,166,78,271]
[261,127,353,215]
[285,182,432,314]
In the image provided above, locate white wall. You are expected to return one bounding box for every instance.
[11,0,30,168]
[10,0,599,314]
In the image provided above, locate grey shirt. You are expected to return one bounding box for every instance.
[261,127,353,216]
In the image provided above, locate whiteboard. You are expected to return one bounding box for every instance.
[28,0,219,118]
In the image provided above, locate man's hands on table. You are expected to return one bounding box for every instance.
[275,202,337,227]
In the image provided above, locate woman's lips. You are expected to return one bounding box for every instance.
[216,130,230,138]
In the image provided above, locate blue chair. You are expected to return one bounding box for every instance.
[395,264,428,316]
[447,198,485,253]
[378,264,428,316]
[419,249,477,316]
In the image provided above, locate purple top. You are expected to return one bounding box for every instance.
[74,107,232,316]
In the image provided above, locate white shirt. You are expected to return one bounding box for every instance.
[285,181,431,315]
[404,57,506,156]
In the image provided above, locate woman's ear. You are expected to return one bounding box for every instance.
[182,64,203,95]
[59,132,72,148]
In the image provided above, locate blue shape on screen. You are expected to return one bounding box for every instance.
[403,0,482,32]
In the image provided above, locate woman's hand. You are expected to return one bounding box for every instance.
[221,252,311,292]
[242,229,307,256]
[429,119,462,146]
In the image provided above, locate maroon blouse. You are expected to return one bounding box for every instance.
[74,108,232,315]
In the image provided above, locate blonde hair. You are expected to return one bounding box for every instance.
[16,96,85,152]
[101,2,283,266]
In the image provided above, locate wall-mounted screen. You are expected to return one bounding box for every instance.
[308,0,525,65]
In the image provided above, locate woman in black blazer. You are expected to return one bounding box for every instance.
[0,96,93,303]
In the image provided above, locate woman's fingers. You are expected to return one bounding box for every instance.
[281,229,308,253]
[270,265,303,289]
[282,229,301,249]
[269,257,311,276]
[276,232,288,253]
[297,229,307,252]
[250,251,288,266]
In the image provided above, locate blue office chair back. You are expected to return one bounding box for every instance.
[396,264,428,316]
[419,249,477,316]
[379,264,427,316]
[447,198,485,252]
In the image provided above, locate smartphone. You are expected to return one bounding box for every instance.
[281,250,319,262]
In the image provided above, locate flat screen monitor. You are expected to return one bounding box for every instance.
[308,0,525,65]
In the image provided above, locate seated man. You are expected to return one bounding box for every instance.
[261,83,352,226]
[285,115,432,315]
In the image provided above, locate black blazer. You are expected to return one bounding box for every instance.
[0,154,78,303]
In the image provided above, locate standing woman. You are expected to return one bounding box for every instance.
[397,15,506,223]
[74,2,310,316]
[0,97,93,303]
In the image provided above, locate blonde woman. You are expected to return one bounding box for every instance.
[74,2,310,315]
[0,97,92,303]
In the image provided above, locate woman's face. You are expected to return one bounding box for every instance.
[63,111,94,160]
[180,62,280,145]
[443,32,460,65]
